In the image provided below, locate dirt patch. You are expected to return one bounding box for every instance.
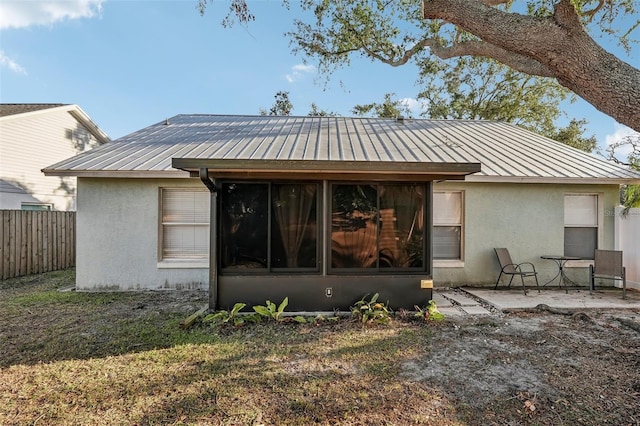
[401,312,640,424]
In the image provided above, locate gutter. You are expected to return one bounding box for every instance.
[199,168,219,311]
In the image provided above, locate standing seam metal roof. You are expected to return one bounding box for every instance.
[42,114,640,183]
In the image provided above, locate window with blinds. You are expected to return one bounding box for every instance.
[161,188,210,260]
[564,194,598,259]
[433,191,463,260]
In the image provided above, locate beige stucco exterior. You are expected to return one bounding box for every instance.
[433,181,619,286]
[76,178,208,291]
[76,176,621,291]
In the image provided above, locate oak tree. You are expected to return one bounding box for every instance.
[286,0,640,131]
[260,91,294,116]
[417,55,596,151]
[352,92,410,118]
[607,135,640,210]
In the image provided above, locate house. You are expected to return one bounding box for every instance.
[43,115,640,310]
[0,104,110,211]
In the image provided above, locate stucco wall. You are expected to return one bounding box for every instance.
[433,181,620,287]
[76,178,208,291]
[76,177,621,291]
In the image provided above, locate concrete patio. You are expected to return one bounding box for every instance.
[433,286,640,316]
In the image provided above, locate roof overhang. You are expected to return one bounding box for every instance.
[465,175,640,185]
[67,107,111,145]
[172,158,482,181]
[42,169,190,178]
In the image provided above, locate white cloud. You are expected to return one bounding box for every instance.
[605,124,639,146]
[605,124,639,156]
[604,124,640,160]
[0,50,27,74]
[399,97,426,118]
[0,0,103,30]
[285,63,315,83]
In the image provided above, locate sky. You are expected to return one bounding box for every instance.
[0,0,639,154]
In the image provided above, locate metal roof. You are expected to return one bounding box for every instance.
[43,114,640,184]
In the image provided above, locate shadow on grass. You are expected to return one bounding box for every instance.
[0,271,469,425]
[0,269,212,368]
[96,330,461,426]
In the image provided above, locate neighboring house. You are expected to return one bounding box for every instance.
[0,104,110,211]
[43,115,640,311]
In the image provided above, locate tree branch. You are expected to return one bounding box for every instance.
[552,0,584,32]
[428,41,555,77]
[582,0,606,21]
[481,0,510,5]
[347,26,555,78]
[358,38,435,67]
[421,0,640,131]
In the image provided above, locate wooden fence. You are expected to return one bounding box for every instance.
[0,210,76,280]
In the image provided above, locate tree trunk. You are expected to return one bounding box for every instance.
[422,0,640,131]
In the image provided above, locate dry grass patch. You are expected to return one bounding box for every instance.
[1,270,640,425]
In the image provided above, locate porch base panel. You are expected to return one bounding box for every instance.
[217,275,433,311]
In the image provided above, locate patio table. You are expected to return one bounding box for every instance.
[540,255,581,293]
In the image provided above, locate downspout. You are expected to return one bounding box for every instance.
[199,168,218,311]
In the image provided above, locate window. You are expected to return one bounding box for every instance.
[21,203,52,211]
[218,181,427,273]
[220,182,319,270]
[271,184,318,268]
[433,191,462,260]
[564,194,598,259]
[161,188,209,260]
[330,184,425,270]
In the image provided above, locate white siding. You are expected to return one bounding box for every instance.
[0,106,103,210]
[615,207,640,288]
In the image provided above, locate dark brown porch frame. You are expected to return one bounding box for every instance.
[174,158,481,311]
[175,158,480,182]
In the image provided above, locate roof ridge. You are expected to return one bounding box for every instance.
[0,103,70,117]
[169,113,499,123]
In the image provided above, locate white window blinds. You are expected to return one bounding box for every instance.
[564,194,597,226]
[564,194,598,259]
[161,188,210,260]
[433,191,463,260]
[433,192,462,225]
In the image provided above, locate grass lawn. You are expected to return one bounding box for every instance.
[1,269,639,425]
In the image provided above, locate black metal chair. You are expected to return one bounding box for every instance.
[590,249,626,299]
[494,248,540,295]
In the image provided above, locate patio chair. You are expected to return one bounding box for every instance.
[494,248,540,295]
[590,249,626,299]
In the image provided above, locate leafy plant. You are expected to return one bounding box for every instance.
[414,300,444,322]
[292,315,308,324]
[253,297,289,322]
[203,302,248,326]
[284,313,341,325]
[351,293,392,325]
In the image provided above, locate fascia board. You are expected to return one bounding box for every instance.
[464,175,640,185]
[42,169,191,178]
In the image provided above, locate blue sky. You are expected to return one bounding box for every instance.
[1,0,638,151]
